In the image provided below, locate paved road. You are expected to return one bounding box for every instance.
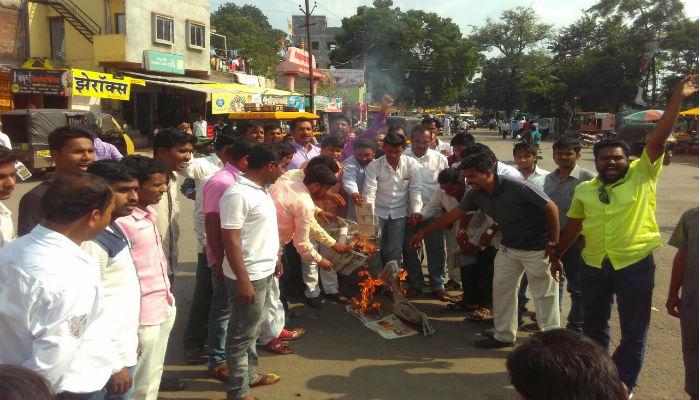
[6,129,696,399]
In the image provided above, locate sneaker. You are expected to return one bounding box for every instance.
[521,322,541,333]
[474,337,515,349]
[304,296,323,309]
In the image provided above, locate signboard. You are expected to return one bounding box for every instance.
[234,72,262,87]
[11,68,68,96]
[71,69,131,100]
[302,96,343,112]
[287,95,305,112]
[319,69,364,88]
[317,86,365,103]
[212,92,263,114]
[0,75,12,112]
[327,97,343,112]
[144,50,185,75]
[286,47,316,69]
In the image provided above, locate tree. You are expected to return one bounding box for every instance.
[210,3,286,78]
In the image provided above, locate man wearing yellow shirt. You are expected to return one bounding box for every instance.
[550,75,698,394]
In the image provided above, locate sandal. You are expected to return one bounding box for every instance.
[250,373,281,387]
[464,307,493,322]
[261,338,294,355]
[278,327,305,340]
[445,302,478,312]
[208,362,229,383]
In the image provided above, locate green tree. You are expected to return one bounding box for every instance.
[210,3,286,78]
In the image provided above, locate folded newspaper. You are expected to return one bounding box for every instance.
[323,217,378,276]
[346,305,419,339]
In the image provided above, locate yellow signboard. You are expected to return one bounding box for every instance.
[212,92,262,114]
[71,69,131,100]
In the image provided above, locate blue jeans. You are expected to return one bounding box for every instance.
[368,216,406,275]
[403,217,446,291]
[225,274,273,400]
[208,270,230,368]
[183,252,212,350]
[561,244,585,332]
[580,255,655,390]
[89,365,136,400]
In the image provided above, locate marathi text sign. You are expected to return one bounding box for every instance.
[71,69,131,100]
[11,68,68,96]
[212,92,262,114]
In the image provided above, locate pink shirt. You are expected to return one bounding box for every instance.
[202,163,241,263]
[116,206,174,326]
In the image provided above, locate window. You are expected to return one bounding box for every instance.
[49,17,65,60]
[327,42,336,51]
[153,14,174,45]
[311,41,319,51]
[114,13,125,34]
[187,21,205,49]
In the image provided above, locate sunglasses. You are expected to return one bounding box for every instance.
[598,186,610,204]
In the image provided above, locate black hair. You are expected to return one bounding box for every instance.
[354,138,377,151]
[247,143,278,170]
[593,138,631,159]
[460,150,497,174]
[213,133,237,152]
[226,138,256,161]
[120,155,168,185]
[331,114,351,125]
[87,160,136,183]
[48,125,94,151]
[320,135,344,149]
[41,173,113,224]
[387,125,405,135]
[461,143,496,160]
[507,329,627,400]
[0,146,18,165]
[246,122,264,133]
[303,164,338,186]
[410,125,431,138]
[273,141,295,159]
[0,365,54,400]
[421,116,442,129]
[290,117,313,131]
[384,132,407,147]
[437,167,462,185]
[513,142,538,157]
[552,136,582,153]
[264,124,282,135]
[153,127,197,152]
[450,133,475,147]
[305,155,340,174]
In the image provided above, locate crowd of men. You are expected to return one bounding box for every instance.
[0,77,696,400]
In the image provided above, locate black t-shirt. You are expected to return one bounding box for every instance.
[17,180,50,236]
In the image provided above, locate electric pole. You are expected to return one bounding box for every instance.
[298,0,317,113]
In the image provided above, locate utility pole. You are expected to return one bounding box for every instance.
[298,0,317,113]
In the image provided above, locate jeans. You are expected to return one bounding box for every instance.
[207,270,230,368]
[225,274,272,400]
[561,244,585,332]
[183,252,212,350]
[280,242,303,311]
[579,255,655,390]
[368,216,406,275]
[89,365,137,400]
[403,217,446,291]
[460,246,495,307]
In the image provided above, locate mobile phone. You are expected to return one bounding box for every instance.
[15,161,32,181]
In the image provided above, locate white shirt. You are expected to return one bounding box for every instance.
[0,131,11,149]
[405,148,449,215]
[219,175,279,281]
[435,138,452,156]
[0,225,121,393]
[523,165,549,189]
[182,154,224,251]
[363,154,423,219]
[0,202,14,246]
[497,161,523,179]
[193,120,208,138]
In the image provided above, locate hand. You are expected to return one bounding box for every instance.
[666,294,681,318]
[274,260,284,278]
[351,193,363,207]
[109,367,133,395]
[459,241,478,256]
[331,242,350,254]
[549,257,564,282]
[409,231,425,248]
[318,259,334,271]
[326,193,346,207]
[238,280,256,304]
[380,94,394,109]
[673,75,699,99]
[479,231,493,247]
[408,213,423,225]
[214,262,224,281]
[316,210,336,224]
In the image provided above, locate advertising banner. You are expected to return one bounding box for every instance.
[212,92,263,114]
[319,69,365,88]
[71,69,131,100]
[144,50,185,75]
[287,95,305,112]
[11,68,68,96]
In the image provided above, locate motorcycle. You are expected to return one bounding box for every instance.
[579,130,615,147]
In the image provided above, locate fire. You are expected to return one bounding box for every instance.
[349,234,377,256]
[352,270,384,313]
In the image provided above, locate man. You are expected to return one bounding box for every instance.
[220,144,284,400]
[507,329,628,400]
[286,117,320,170]
[0,174,119,398]
[542,137,595,333]
[513,142,548,188]
[448,133,475,166]
[193,114,207,138]
[403,126,449,300]
[0,146,17,247]
[461,143,522,179]
[181,134,236,365]
[666,207,698,400]
[411,148,560,349]
[364,131,422,276]
[550,75,698,392]
[264,124,284,143]
[117,155,175,400]
[214,117,227,137]
[82,161,141,400]
[18,125,95,235]
[334,95,392,162]
[245,123,265,143]
[343,138,376,221]
[422,117,451,156]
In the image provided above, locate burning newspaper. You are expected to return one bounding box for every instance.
[323,218,378,276]
[346,305,419,339]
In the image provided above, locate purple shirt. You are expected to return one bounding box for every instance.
[202,163,241,263]
[287,142,321,170]
[340,110,387,161]
[93,137,123,161]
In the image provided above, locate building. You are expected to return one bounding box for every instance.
[290,15,341,69]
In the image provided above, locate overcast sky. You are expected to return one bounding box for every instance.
[212,0,699,35]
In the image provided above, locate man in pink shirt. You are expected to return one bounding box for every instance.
[116,155,174,400]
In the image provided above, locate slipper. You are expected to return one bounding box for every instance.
[464,307,493,322]
[208,362,229,383]
[278,327,305,340]
[261,338,294,355]
[250,373,281,388]
[444,303,478,312]
[431,290,454,302]
[449,294,463,304]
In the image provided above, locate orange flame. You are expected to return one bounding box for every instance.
[349,234,377,256]
[351,270,384,313]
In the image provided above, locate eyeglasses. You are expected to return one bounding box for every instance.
[598,186,610,204]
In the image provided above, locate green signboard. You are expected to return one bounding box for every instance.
[143,50,185,75]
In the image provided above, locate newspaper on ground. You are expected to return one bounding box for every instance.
[346,305,419,339]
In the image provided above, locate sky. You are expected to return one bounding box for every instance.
[211,0,700,36]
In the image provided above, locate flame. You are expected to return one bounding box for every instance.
[348,234,377,256]
[352,270,384,313]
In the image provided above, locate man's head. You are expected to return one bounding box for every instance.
[383,131,407,165]
[87,160,139,219]
[226,138,256,172]
[513,142,538,171]
[304,155,340,175]
[450,133,475,159]
[216,117,224,126]
[320,135,344,161]
[410,126,432,158]
[121,155,168,207]
[353,138,376,166]
[153,128,196,173]
[273,141,295,175]
[507,329,627,400]
[41,173,114,237]
[245,122,265,143]
[290,117,314,147]
[421,117,441,136]
[552,137,582,170]
[212,134,237,162]
[330,114,351,136]
[264,124,284,143]
[460,150,496,191]
[437,167,465,199]
[197,114,203,121]
[247,143,285,185]
[0,147,17,201]
[593,138,631,184]
[48,125,95,174]
[303,164,338,199]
